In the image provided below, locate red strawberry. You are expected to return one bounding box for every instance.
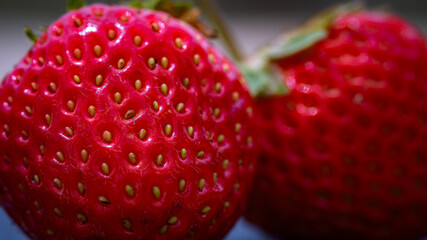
[243,4,427,240]
[0,2,256,240]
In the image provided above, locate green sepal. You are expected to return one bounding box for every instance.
[127,0,192,11]
[242,1,363,97]
[24,27,38,43]
[240,63,287,97]
[67,0,86,11]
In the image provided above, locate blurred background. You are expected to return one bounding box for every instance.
[0,0,426,239]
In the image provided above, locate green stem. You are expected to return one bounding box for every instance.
[196,0,243,61]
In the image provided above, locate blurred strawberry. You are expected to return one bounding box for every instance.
[243,3,427,240]
[0,1,257,239]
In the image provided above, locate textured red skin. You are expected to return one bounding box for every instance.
[0,4,256,240]
[245,11,427,240]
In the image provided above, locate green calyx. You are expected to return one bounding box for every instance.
[243,1,363,97]
[67,0,86,11]
[128,0,191,11]
[24,27,38,43]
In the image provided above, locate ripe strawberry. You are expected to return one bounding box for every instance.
[243,4,427,240]
[0,3,256,240]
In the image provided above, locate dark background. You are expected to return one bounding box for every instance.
[0,1,426,239]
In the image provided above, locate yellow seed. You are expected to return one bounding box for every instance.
[94,9,102,17]
[108,29,116,40]
[164,124,172,136]
[125,110,135,119]
[160,83,168,96]
[56,27,63,36]
[54,207,63,217]
[34,200,41,210]
[56,55,63,65]
[56,152,65,162]
[153,101,159,112]
[214,82,221,93]
[186,126,194,137]
[193,54,200,66]
[33,175,40,184]
[161,57,168,69]
[95,75,103,86]
[67,100,75,112]
[98,196,110,204]
[239,159,244,165]
[232,92,239,102]
[224,201,230,208]
[81,149,88,162]
[94,45,102,57]
[120,15,128,23]
[222,159,230,170]
[180,149,187,159]
[156,154,163,166]
[222,63,230,73]
[138,129,147,140]
[73,75,81,84]
[21,130,29,139]
[208,54,215,63]
[49,82,57,93]
[178,179,185,192]
[40,145,46,155]
[168,216,178,225]
[128,152,136,164]
[198,178,205,190]
[235,123,242,132]
[197,151,204,159]
[46,229,55,236]
[114,92,122,104]
[174,38,183,49]
[213,172,217,183]
[176,103,184,113]
[234,183,240,190]
[73,48,82,60]
[133,35,142,46]
[123,219,133,231]
[247,107,253,116]
[159,225,168,234]
[65,127,74,137]
[6,97,12,104]
[77,182,85,195]
[30,82,37,91]
[152,186,160,199]
[77,213,88,223]
[147,58,156,69]
[217,134,225,143]
[125,185,134,197]
[37,57,44,65]
[117,59,125,69]
[201,78,206,86]
[101,162,110,175]
[182,78,189,88]
[88,106,96,117]
[134,80,142,90]
[74,18,82,27]
[25,106,33,115]
[102,131,112,143]
[151,22,160,32]
[247,136,253,145]
[200,206,210,214]
[53,178,62,189]
[213,108,220,118]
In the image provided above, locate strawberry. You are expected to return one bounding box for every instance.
[243,4,427,240]
[0,2,256,239]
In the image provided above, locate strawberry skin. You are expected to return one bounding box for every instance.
[0,4,256,240]
[245,10,427,240]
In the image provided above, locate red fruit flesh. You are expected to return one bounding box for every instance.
[246,11,427,240]
[0,4,256,240]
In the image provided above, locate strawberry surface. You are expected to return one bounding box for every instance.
[0,4,256,240]
[245,10,427,240]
